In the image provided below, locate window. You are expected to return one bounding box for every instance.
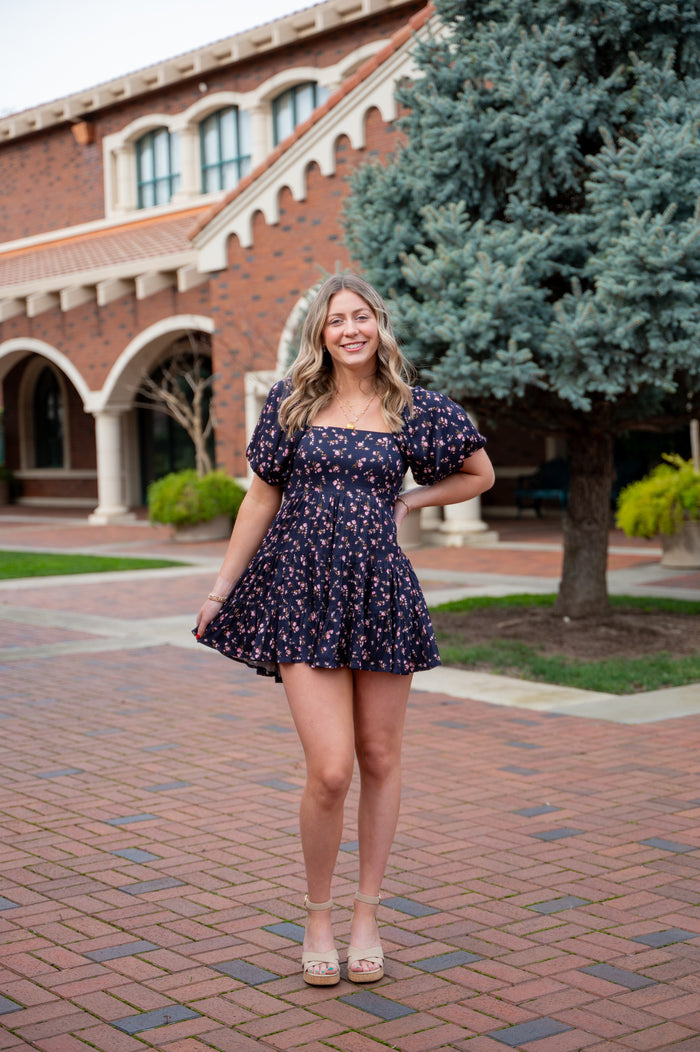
[136,127,181,208]
[33,367,64,468]
[272,82,329,145]
[200,106,253,193]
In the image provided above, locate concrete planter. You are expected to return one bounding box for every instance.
[660,521,700,569]
[173,514,231,543]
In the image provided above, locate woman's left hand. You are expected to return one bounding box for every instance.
[393,496,410,527]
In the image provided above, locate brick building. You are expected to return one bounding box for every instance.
[1,0,455,525]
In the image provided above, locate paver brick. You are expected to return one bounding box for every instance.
[195,1029,277,1051]
[30,1037,100,1052]
[619,1023,698,1050]
[1,518,700,1052]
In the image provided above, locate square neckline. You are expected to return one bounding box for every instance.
[309,424,394,437]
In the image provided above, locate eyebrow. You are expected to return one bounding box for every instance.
[326,308,373,320]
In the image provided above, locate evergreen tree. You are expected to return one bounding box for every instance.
[343,0,700,616]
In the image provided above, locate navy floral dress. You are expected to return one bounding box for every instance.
[196,381,486,681]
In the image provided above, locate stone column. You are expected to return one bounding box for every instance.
[437,413,498,546]
[438,494,498,546]
[88,409,134,524]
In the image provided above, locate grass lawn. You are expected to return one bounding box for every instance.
[0,550,186,579]
[430,594,700,695]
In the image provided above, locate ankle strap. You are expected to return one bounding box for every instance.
[304,894,333,911]
[355,891,381,905]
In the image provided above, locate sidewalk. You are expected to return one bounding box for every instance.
[1,509,698,722]
[0,512,699,1051]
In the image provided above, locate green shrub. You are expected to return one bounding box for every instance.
[147,469,245,527]
[616,455,700,539]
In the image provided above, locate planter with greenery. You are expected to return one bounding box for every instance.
[148,469,245,541]
[616,455,700,568]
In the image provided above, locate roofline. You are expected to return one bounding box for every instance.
[0,0,421,144]
[190,2,434,244]
[0,206,209,264]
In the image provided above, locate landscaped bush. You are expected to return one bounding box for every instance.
[147,469,245,527]
[616,455,700,538]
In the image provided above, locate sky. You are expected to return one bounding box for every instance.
[1,0,314,117]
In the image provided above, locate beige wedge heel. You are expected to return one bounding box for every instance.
[347,892,384,983]
[301,896,340,986]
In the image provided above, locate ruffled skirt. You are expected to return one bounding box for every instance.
[195,493,440,682]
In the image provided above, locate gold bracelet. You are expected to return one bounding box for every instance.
[396,496,411,514]
[208,592,228,603]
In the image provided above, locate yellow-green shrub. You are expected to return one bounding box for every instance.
[616,455,700,538]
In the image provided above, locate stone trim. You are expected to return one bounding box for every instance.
[0,0,415,141]
[101,42,385,218]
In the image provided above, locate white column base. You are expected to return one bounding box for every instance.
[88,508,137,525]
[436,495,498,547]
[437,522,500,547]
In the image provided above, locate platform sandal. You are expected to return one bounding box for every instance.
[301,896,340,986]
[347,892,384,983]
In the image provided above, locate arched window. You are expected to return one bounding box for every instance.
[136,127,181,208]
[272,82,329,145]
[33,367,64,468]
[200,106,253,192]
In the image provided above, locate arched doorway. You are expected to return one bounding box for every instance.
[136,332,215,501]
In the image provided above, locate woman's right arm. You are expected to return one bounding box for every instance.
[195,473,283,636]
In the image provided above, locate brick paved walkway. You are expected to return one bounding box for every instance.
[1,514,699,1050]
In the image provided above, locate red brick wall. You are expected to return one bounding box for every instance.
[0,95,412,502]
[0,4,422,241]
[67,381,97,471]
[2,357,98,501]
[210,110,404,476]
[0,282,211,391]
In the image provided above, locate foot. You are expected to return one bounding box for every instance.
[348,893,383,982]
[302,897,339,986]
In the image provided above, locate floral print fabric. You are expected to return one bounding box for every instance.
[196,381,486,681]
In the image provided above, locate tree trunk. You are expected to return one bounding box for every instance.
[194,437,212,478]
[554,429,615,618]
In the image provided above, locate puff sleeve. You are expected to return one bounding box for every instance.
[246,379,299,487]
[397,386,486,486]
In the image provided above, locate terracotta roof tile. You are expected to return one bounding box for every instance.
[0,207,207,291]
[189,2,434,240]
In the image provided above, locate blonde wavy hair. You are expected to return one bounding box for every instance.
[279,273,414,435]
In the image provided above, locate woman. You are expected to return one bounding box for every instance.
[195,273,494,986]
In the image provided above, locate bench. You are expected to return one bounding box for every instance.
[515,458,569,517]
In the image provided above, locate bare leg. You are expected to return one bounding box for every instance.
[349,669,411,975]
[280,663,355,979]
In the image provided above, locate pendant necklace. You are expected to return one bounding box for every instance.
[335,391,376,430]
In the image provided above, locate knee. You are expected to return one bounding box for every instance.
[308,763,353,805]
[356,740,397,784]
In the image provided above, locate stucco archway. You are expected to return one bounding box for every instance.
[0,338,98,509]
[0,337,93,406]
[86,315,216,523]
[85,314,216,413]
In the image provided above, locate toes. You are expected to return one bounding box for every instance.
[350,958,379,972]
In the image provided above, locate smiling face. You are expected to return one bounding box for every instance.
[322,290,380,377]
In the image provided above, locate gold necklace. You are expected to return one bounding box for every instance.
[335,391,375,430]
